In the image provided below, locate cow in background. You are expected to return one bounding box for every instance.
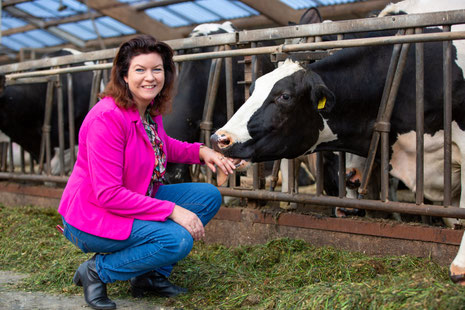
[0,49,93,173]
[163,22,250,184]
[211,1,465,284]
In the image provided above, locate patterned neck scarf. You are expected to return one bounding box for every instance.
[142,109,166,196]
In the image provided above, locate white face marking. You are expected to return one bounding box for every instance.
[217,59,304,143]
[307,118,337,153]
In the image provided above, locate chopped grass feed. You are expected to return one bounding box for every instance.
[1,204,464,309]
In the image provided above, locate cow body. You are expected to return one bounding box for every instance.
[163,22,247,183]
[212,2,465,283]
[0,49,92,163]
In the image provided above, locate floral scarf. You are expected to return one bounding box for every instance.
[142,110,166,196]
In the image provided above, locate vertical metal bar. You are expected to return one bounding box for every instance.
[250,42,265,190]
[287,159,296,193]
[380,131,389,202]
[8,139,13,173]
[316,152,324,196]
[224,45,236,188]
[415,27,425,205]
[359,30,405,196]
[0,143,6,172]
[203,47,224,183]
[225,46,234,120]
[338,151,346,198]
[88,70,102,110]
[204,56,224,146]
[20,147,25,173]
[56,79,66,176]
[379,39,412,200]
[29,155,35,174]
[67,72,76,168]
[443,25,452,207]
[269,159,281,191]
[39,80,54,175]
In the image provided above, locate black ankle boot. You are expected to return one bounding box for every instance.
[130,271,188,298]
[73,254,116,310]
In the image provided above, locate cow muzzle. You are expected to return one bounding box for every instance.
[210,131,235,152]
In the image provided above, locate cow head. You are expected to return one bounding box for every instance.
[211,59,336,162]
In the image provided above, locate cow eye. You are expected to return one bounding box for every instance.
[277,93,291,103]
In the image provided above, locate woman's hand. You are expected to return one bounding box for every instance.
[199,146,236,176]
[169,205,205,240]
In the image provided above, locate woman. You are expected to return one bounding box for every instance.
[58,35,236,310]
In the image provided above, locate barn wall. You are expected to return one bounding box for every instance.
[0,181,461,266]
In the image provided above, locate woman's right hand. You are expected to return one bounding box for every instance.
[168,205,205,240]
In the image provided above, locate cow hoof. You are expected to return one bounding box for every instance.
[449,264,465,285]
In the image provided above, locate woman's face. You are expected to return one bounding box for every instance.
[124,52,165,109]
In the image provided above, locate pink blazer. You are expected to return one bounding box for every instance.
[58,97,202,240]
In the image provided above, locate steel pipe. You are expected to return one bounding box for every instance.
[218,188,465,219]
[415,28,425,205]
[5,31,465,80]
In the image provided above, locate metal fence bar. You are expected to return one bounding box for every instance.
[338,152,346,198]
[67,73,76,167]
[0,172,67,184]
[5,31,465,80]
[38,80,54,175]
[2,9,464,74]
[415,27,425,205]
[443,25,453,207]
[218,188,465,219]
[56,79,65,176]
[359,31,404,196]
[316,152,324,196]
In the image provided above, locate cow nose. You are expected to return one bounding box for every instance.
[210,132,233,152]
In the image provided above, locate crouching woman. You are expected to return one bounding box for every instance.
[58,35,236,310]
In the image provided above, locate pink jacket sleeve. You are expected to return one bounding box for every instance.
[85,111,175,221]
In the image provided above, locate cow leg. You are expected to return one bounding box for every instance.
[450,235,465,285]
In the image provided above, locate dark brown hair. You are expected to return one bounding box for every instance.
[100,35,176,116]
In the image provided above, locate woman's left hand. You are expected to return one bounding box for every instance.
[199,146,236,176]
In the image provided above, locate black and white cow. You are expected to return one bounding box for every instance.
[0,49,93,168]
[211,1,465,284]
[163,22,250,183]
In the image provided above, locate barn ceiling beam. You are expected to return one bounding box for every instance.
[4,6,86,47]
[239,0,301,26]
[2,0,398,39]
[317,0,395,20]
[2,0,31,7]
[134,0,191,11]
[2,11,103,36]
[82,0,184,40]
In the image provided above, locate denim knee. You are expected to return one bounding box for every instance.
[159,227,193,264]
[205,183,223,213]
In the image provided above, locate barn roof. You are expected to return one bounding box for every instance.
[0,0,395,64]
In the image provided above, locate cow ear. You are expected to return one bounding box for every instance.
[299,7,323,24]
[312,84,335,113]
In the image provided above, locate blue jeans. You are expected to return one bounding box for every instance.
[62,182,222,283]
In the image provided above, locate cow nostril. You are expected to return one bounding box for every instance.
[218,135,231,147]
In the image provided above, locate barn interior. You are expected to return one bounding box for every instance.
[2,0,465,281]
[1,0,398,65]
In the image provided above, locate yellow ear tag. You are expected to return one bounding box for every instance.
[318,97,326,110]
